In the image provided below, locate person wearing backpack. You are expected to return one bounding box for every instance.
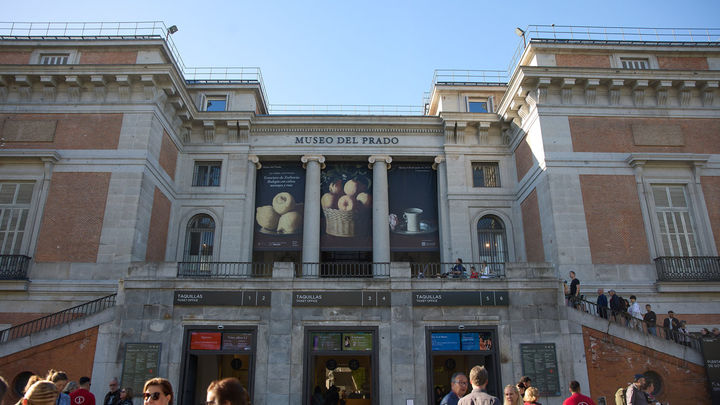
[624,374,648,405]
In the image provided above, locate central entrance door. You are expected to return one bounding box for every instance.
[304,327,378,405]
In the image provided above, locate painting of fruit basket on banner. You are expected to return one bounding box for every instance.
[388,163,439,251]
[254,162,305,250]
[320,163,372,251]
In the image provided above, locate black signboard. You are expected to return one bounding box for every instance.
[174,290,271,306]
[388,163,439,251]
[293,291,391,307]
[120,343,161,396]
[413,291,509,306]
[700,337,720,404]
[520,343,561,397]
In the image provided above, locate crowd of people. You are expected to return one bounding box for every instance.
[564,270,719,346]
[0,373,249,405]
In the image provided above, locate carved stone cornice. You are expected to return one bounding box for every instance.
[561,78,575,104]
[679,81,696,106]
[584,79,600,105]
[301,154,326,169]
[632,80,648,106]
[203,121,215,143]
[702,81,718,107]
[248,154,261,170]
[655,80,672,106]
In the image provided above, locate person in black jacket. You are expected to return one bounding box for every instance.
[643,304,657,336]
[663,310,681,342]
[608,289,621,322]
[103,378,120,405]
[596,288,608,319]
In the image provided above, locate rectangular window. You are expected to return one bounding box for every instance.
[651,185,697,256]
[472,162,500,187]
[205,96,227,112]
[192,162,222,187]
[620,58,650,69]
[468,97,492,113]
[40,54,69,65]
[0,183,34,254]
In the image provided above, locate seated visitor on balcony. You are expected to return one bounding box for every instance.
[470,266,479,279]
[450,258,467,278]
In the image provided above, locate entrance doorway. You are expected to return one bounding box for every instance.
[304,328,378,405]
[180,328,256,405]
[427,328,500,404]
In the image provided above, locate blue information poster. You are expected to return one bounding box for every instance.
[461,333,480,351]
[431,332,461,351]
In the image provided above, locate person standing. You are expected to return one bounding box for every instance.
[567,271,580,307]
[624,374,648,405]
[628,296,642,330]
[643,305,657,336]
[662,311,680,341]
[440,372,468,405]
[458,366,499,405]
[118,388,133,405]
[206,378,248,405]
[46,370,70,405]
[562,381,596,405]
[596,289,608,319]
[502,385,520,405]
[104,379,120,405]
[522,387,541,405]
[70,377,95,405]
[609,290,621,322]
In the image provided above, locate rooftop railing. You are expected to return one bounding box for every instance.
[268,104,424,115]
[0,21,268,102]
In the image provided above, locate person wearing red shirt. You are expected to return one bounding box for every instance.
[562,380,596,405]
[70,377,96,405]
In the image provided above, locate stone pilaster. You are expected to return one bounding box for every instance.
[433,155,452,264]
[301,155,325,275]
[369,155,392,275]
[241,155,261,264]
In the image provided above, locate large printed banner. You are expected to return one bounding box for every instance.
[388,163,439,251]
[320,163,373,251]
[253,163,305,250]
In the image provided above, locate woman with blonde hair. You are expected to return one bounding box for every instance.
[522,386,541,405]
[503,384,521,405]
[22,381,58,405]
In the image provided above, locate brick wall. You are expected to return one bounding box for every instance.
[159,130,178,180]
[0,51,31,64]
[583,326,709,404]
[521,189,544,262]
[555,54,611,68]
[569,117,720,154]
[0,313,49,327]
[701,176,720,252]
[35,172,111,262]
[657,56,709,70]
[146,187,171,262]
[0,114,123,149]
[580,175,650,264]
[514,135,534,182]
[79,50,138,64]
[0,327,98,404]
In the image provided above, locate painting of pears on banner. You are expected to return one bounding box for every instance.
[254,162,305,250]
[320,163,373,251]
[388,163,439,251]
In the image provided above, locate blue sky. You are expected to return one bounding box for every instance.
[5,0,720,106]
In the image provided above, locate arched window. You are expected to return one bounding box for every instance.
[183,214,215,263]
[477,215,508,273]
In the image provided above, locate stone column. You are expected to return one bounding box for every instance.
[301,155,325,276]
[434,155,452,264]
[369,155,392,276]
[240,155,261,265]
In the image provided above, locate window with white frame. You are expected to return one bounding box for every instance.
[620,57,650,70]
[0,183,34,254]
[468,97,493,113]
[192,161,222,187]
[39,54,69,65]
[651,185,698,256]
[472,162,500,187]
[204,96,228,112]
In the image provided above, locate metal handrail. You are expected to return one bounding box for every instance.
[0,255,31,280]
[571,297,701,351]
[654,256,720,281]
[0,294,117,343]
[177,262,272,278]
[268,104,424,115]
[410,262,505,279]
[298,262,389,278]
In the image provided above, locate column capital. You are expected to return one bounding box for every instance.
[368,155,392,165]
[248,154,261,169]
[432,155,446,170]
[301,154,325,169]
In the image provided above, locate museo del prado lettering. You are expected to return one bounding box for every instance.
[294,136,399,145]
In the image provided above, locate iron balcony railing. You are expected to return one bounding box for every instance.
[177,262,272,278]
[0,255,31,280]
[268,104,425,115]
[0,21,268,103]
[571,297,701,352]
[654,256,720,282]
[0,294,117,343]
[298,262,389,278]
[410,262,505,279]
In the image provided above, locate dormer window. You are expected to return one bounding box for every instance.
[468,97,493,113]
[205,96,227,112]
[620,57,650,69]
[40,53,69,65]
